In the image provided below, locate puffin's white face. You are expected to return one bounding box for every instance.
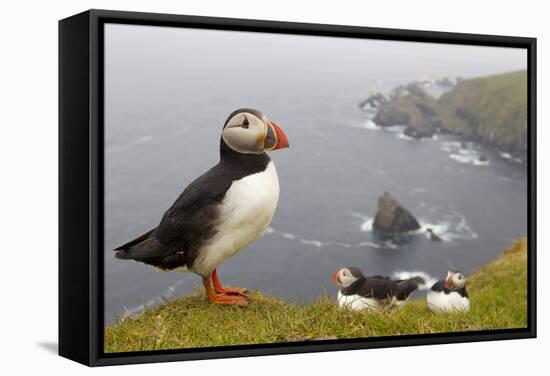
[444,271,466,290]
[222,110,289,154]
[332,267,362,288]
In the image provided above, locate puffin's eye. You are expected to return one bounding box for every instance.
[241,117,249,129]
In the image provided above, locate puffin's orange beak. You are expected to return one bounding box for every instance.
[265,120,289,151]
[331,271,340,286]
[444,275,453,289]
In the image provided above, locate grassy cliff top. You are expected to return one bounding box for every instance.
[104,238,528,353]
[438,70,527,142]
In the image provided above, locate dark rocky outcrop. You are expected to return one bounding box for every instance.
[359,92,388,117]
[436,77,455,88]
[373,84,441,139]
[372,192,421,236]
[358,92,387,113]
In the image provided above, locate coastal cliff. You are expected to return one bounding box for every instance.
[368,71,527,160]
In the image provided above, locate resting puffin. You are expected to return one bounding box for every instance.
[114,108,289,306]
[331,267,424,311]
[427,270,470,313]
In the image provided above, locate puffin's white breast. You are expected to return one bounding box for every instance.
[337,291,380,311]
[193,161,280,275]
[427,290,470,313]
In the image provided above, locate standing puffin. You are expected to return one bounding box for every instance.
[331,267,424,311]
[114,108,289,306]
[427,270,470,313]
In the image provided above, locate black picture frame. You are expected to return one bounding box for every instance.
[59,9,537,367]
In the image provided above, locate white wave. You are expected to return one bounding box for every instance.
[441,141,462,148]
[473,159,490,166]
[383,240,399,249]
[441,141,490,166]
[283,232,296,240]
[360,217,374,232]
[350,212,374,232]
[355,241,383,249]
[332,242,354,249]
[364,119,381,130]
[500,152,511,159]
[421,207,478,241]
[397,133,415,141]
[106,135,153,154]
[452,211,479,240]
[300,239,323,247]
[265,227,275,234]
[457,148,476,155]
[416,220,451,241]
[449,153,490,166]
[397,132,438,142]
[392,270,438,291]
[384,125,407,133]
[449,153,473,163]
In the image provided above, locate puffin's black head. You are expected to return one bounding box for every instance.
[221,108,289,155]
[331,266,364,288]
[444,270,466,290]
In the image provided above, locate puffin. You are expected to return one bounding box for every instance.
[114,108,289,306]
[331,267,424,311]
[426,270,470,313]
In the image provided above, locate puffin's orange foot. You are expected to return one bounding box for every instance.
[216,286,248,298]
[211,294,248,306]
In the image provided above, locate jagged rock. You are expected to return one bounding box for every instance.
[372,192,421,236]
[359,92,387,113]
[389,85,411,100]
[373,85,440,138]
[403,126,435,139]
[436,77,455,88]
[426,228,442,241]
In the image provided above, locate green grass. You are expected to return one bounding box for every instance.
[438,70,527,156]
[104,237,528,353]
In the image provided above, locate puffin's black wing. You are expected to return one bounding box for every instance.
[114,163,234,269]
[394,276,425,300]
[115,228,156,254]
[430,280,446,292]
[353,276,424,301]
[114,228,158,259]
[355,276,396,300]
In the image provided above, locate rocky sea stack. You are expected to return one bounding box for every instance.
[372,192,421,236]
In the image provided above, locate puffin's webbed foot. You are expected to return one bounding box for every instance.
[202,274,248,306]
[212,269,249,298]
[211,294,248,306]
[215,286,248,298]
